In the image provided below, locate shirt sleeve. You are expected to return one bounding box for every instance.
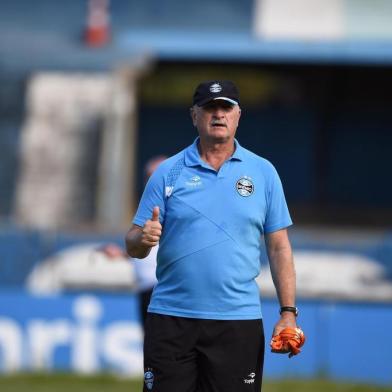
[263,165,293,233]
[132,168,166,227]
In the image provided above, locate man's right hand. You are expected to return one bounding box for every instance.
[141,206,162,247]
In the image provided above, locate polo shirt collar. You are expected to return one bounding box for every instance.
[184,137,244,168]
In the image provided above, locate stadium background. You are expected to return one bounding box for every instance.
[0,0,392,390]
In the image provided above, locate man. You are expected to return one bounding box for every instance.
[125,80,297,392]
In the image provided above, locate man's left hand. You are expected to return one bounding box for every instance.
[270,326,305,358]
[272,312,297,337]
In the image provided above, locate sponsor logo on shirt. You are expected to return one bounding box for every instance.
[165,186,174,197]
[185,175,202,187]
[236,176,254,197]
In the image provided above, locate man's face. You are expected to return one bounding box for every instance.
[190,100,241,144]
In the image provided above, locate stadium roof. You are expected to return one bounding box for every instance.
[1,0,392,73]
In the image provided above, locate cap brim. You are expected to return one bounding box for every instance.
[198,97,239,106]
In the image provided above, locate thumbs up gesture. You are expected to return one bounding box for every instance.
[141,206,162,247]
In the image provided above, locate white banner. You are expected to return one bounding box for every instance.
[254,0,345,40]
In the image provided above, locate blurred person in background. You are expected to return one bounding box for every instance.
[125,80,298,392]
[100,155,167,326]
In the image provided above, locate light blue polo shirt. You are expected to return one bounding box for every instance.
[133,138,292,320]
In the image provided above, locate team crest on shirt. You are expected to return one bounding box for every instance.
[236,176,254,197]
[144,368,154,390]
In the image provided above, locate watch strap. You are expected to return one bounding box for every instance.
[280,306,298,316]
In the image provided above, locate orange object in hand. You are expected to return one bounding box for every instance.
[270,327,305,358]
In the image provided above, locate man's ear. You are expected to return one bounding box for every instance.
[236,107,241,127]
[190,106,197,126]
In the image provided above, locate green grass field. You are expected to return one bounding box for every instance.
[0,375,391,392]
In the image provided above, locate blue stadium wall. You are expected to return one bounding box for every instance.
[0,290,391,384]
[1,228,392,384]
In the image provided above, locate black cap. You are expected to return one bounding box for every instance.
[192,80,240,107]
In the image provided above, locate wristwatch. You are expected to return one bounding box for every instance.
[279,306,299,317]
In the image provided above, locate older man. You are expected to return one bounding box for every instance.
[126,80,297,392]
